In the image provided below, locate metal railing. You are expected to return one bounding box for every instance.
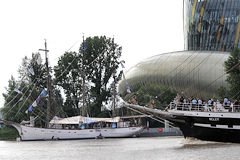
[169,102,240,113]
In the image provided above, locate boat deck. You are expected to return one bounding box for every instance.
[168,102,240,113]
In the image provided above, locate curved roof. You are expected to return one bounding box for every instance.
[119,50,229,99]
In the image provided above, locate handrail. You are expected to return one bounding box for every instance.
[169,102,240,113]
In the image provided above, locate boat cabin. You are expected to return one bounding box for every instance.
[49,116,134,129]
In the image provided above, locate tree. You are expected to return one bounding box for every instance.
[1,53,64,126]
[54,51,82,116]
[123,83,177,110]
[54,36,122,117]
[217,86,228,101]
[224,47,240,99]
[122,83,177,127]
[80,36,122,117]
[1,76,30,123]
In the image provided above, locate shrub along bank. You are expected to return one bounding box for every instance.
[0,126,19,140]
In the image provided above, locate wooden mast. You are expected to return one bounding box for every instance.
[112,37,116,118]
[39,39,51,127]
[81,35,86,117]
[112,70,116,118]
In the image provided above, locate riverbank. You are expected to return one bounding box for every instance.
[0,126,18,140]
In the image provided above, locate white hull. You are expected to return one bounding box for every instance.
[11,123,143,141]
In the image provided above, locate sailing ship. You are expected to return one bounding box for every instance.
[123,101,240,143]
[2,40,143,141]
[3,115,143,141]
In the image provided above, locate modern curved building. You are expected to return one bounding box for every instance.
[119,0,240,99]
[184,0,240,51]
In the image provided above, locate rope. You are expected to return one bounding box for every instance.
[4,72,44,116]
[124,104,178,129]
[15,83,37,117]
[3,39,85,118]
[51,40,81,62]
[132,51,200,100]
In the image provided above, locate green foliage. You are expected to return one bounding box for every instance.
[81,36,122,117]
[0,126,19,141]
[224,48,240,99]
[217,86,228,101]
[1,76,32,123]
[97,109,111,118]
[54,52,82,116]
[1,53,64,126]
[121,83,176,127]
[123,83,177,110]
[2,36,122,123]
[54,36,122,117]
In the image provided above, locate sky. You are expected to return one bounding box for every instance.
[0,0,184,107]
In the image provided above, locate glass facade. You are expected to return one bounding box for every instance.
[119,0,236,99]
[184,0,240,51]
[119,51,228,99]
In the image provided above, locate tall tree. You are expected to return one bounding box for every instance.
[224,48,240,99]
[1,53,64,125]
[54,51,82,116]
[80,36,122,117]
[54,36,122,117]
[1,76,30,123]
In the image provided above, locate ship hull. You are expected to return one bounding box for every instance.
[167,110,240,143]
[123,102,240,143]
[177,124,240,142]
[10,123,143,141]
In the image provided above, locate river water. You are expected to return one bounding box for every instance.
[0,136,239,160]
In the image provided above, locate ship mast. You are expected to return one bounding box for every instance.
[112,36,116,118]
[39,39,52,127]
[81,35,86,117]
[112,70,116,118]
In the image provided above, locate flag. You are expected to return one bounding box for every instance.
[32,101,37,107]
[126,84,131,93]
[122,72,131,93]
[122,72,126,80]
[83,40,87,51]
[28,105,33,112]
[120,61,125,68]
[40,88,47,97]
[36,97,41,104]
[14,88,22,94]
[27,89,45,113]
[29,67,35,76]
[19,97,23,101]
[37,56,42,65]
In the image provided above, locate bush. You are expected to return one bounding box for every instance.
[0,126,19,141]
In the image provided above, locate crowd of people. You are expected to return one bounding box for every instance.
[171,93,240,112]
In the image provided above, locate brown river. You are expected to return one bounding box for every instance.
[0,137,239,160]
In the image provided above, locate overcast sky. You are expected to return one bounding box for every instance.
[0,0,184,107]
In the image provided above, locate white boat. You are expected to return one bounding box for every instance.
[4,116,143,141]
[2,40,144,141]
